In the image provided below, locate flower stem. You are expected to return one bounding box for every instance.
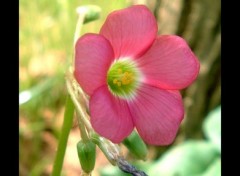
[72,9,86,71]
[77,114,89,141]
[74,10,86,45]
[66,71,92,131]
[51,95,75,176]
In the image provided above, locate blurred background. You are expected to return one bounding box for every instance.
[19,0,221,175]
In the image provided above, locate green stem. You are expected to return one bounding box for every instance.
[72,10,86,70]
[52,95,75,176]
[66,71,92,131]
[74,12,86,47]
[77,114,89,141]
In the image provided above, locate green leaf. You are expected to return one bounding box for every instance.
[203,106,221,152]
[148,140,219,176]
[199,158,221,176]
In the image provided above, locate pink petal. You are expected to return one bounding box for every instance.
[74,34,114,95]
[100,5,157,59]
[90,85,134,143]
[128,84,184,145]
[137,35,200,90]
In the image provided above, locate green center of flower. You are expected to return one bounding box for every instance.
[107,59,140,98]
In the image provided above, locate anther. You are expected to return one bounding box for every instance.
[117,82,122,87]
[113,79,118,84]
[118,69,122,74]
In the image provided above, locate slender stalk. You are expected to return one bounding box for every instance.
[77,114,89,141]
[74,11,85,46]
[72,9,86,71]
[66,71,92,131]
[51,9,86,176]
[51,95,75,176]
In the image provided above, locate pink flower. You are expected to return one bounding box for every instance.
[74,5,200,145]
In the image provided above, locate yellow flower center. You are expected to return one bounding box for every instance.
[107,59,140,98]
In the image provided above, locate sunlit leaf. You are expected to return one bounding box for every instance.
[203,106,221,152]
[148,140,219,176]
[199,158,221,176]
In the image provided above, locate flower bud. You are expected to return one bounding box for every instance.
[76,5,101,24]
[123,130,148,160]
[77,140,96,173]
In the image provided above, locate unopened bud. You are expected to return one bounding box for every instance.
[76,5,101,24]
[123,130,148,160]
[77,140,96,173]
